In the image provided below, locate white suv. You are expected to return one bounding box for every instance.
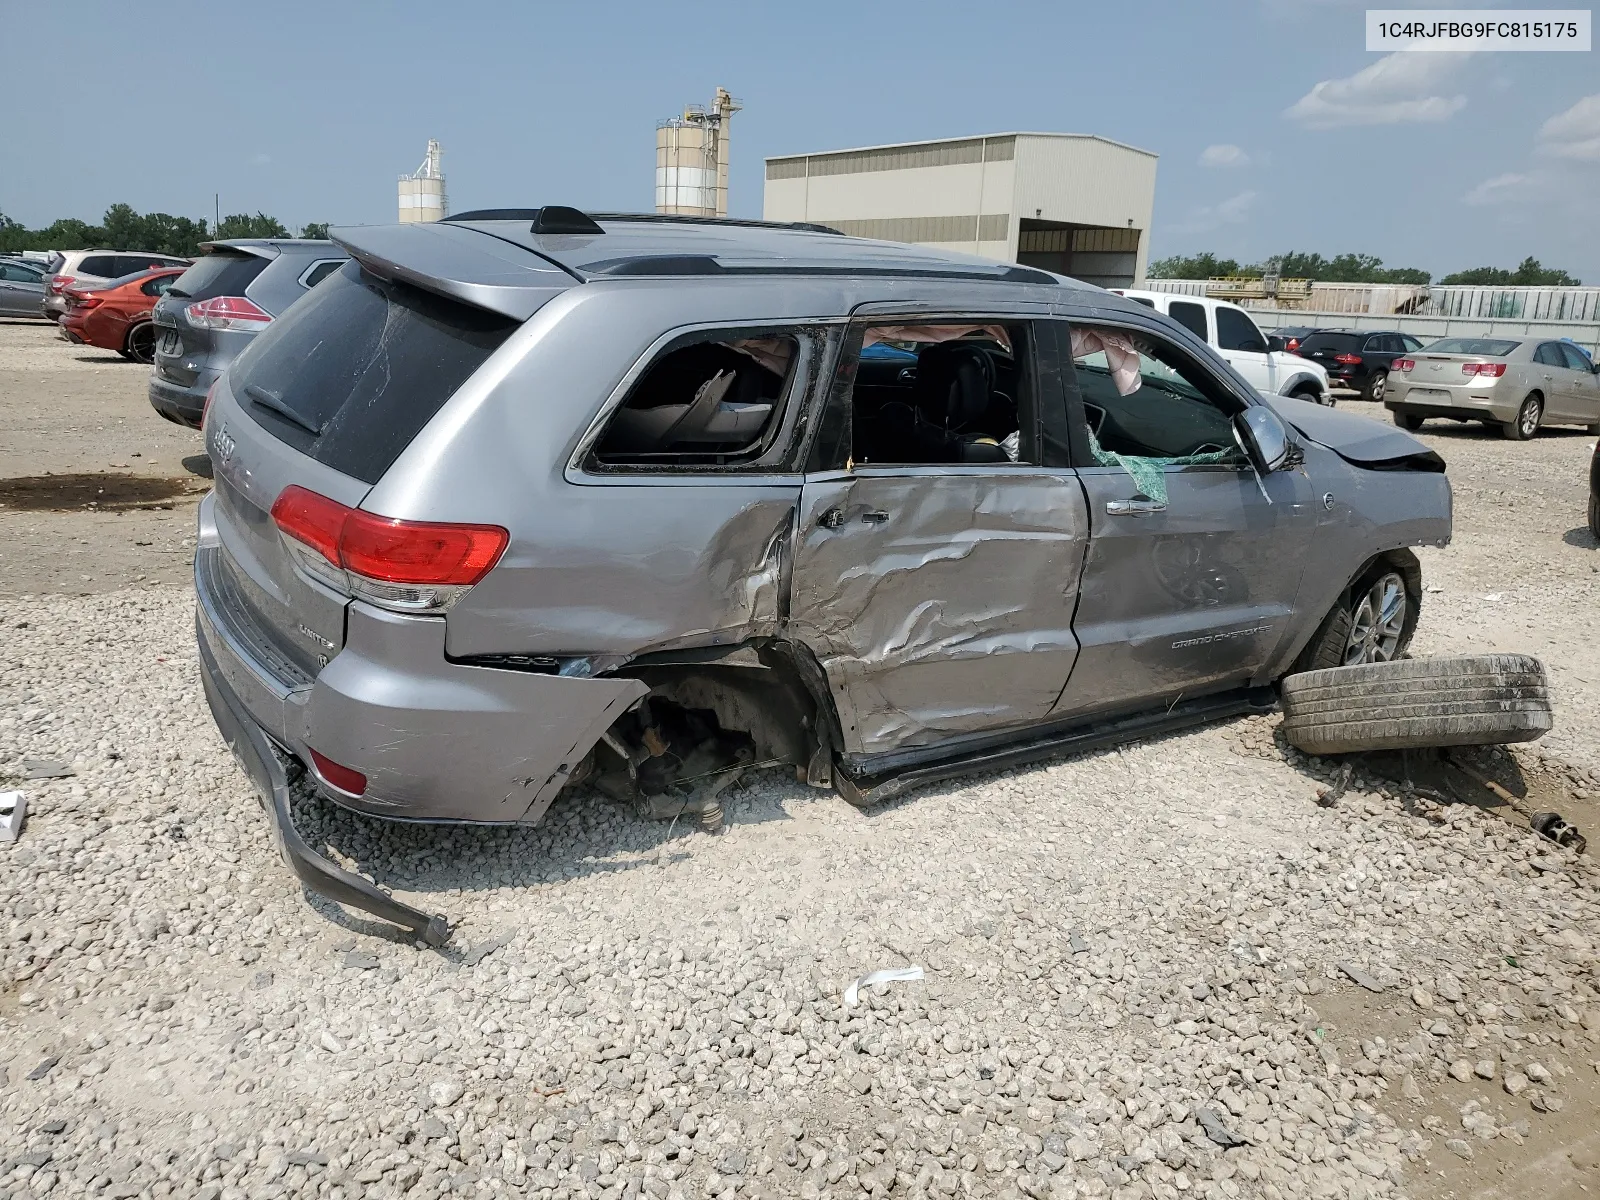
[1114,289,1332,406]
[41,249,190,321]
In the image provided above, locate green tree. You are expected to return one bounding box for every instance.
[1148,252,1243,279]
[1439,257,1581,286]
[215,212,291,239]
[299,222,330,240]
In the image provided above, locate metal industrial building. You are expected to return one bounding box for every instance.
[764,133,1157,287]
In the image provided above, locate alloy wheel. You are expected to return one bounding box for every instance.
[1519,397,1541,439]
[1343,572,1407,665]
[1369,371,1386,402]
[126,323,156,365]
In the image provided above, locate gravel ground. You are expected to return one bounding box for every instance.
[3,334,1600,1200]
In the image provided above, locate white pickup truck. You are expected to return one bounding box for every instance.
[1114,288,1333,406]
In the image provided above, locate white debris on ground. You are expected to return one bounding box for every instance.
[3,584,1599,1200]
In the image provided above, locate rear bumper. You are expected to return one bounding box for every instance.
[1386,381,1515,423]
[193,497,647,827]
[198,625,451,945]
[149,371,213,427]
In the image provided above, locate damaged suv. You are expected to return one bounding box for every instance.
[196,208,1452,942]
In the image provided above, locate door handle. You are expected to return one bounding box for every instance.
[1106,498,1167,516]
[861,510,890,524]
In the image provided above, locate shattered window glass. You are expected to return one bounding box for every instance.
[1072,325,1245,502]
[592,334,803,468]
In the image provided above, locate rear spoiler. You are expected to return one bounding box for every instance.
[328,223,576,321]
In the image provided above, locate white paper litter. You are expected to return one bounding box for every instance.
[0,791,26,844]
[843,966,924,1008]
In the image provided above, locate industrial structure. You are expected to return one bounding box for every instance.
[655,88,741,217]
[398,139,447,223]
[764,133,1157,287]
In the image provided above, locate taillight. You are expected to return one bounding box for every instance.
[49,274,74,293]
[1333,352,1362,365]
[1392,358,1414,372]
[1285,338,1300,353]
[184,295,272,331]
[308,749,367,796]
[270,485,508,613]
[1462,362,1507,378]
[73,294,103,310]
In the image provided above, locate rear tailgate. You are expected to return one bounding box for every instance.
[156,249,272,385]
[204,252,554,678]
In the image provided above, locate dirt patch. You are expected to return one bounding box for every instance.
[0,472,208,513]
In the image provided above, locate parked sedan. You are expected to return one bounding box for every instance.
[195,208,1451,940]
[60,268,186,362]
[1386,337,1600,439]
[1266,325,1320,355]
[0,257,48,318]
[1297,329,1426,402]
[41,249,190,320]
[150,239,347,427]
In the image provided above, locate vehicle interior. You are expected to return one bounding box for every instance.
[593,334,798,465]
[848,325,1026,466]
[1072,328,1244,461]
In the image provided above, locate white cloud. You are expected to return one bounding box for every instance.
[1199,144,1251,168]
[250,152,272,166]
[1462,173,1530,206]
[1537,94,1600,161]
[1171,190,1260,234]
[1285,52,1470,128]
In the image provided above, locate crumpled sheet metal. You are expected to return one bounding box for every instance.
[791,473,1088,756]
[447,493,795,660]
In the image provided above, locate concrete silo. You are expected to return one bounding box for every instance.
[655,88,740,217]
[398,139,448,223]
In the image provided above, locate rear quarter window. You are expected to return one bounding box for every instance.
[167,253,269,300]
[227,262,519,484]
[78,256,119,276]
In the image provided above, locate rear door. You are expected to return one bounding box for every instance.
[0,262,43,316]
[1558,342,1600,424]
[789,316,1088,760]
[205,263,522,676]
[1214,304,1274,392]
[1055,313,1315,718]
[1532,342,1576,420]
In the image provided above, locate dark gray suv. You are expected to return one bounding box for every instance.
[149,239,346,427]
[195,208,1452,942]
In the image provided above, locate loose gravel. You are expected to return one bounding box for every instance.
[3,376,1600,1200]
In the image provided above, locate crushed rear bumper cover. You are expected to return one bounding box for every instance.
[198,624,452,946]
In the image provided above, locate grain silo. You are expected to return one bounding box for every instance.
[398,139,447,223]
[655,88,741,217]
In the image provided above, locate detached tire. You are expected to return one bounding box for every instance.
[1281,654,1552,756]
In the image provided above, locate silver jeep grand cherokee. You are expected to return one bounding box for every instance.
[196,208,1452,942]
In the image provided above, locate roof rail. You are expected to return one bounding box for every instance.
[443,208,841,236]
[587,212,843,235]
[443,206,604,235]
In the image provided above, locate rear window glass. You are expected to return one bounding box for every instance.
[1299,333,1361,353]
[78,256,119,277]
[228,262,518,484]
[167,252,268,300]
[1425,338,1520,356]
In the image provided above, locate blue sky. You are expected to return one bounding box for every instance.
[3,0,1597,280]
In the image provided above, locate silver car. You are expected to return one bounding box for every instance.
[0,257,47,318]
[1386,336,1600,439]
[196,208,1452,941]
